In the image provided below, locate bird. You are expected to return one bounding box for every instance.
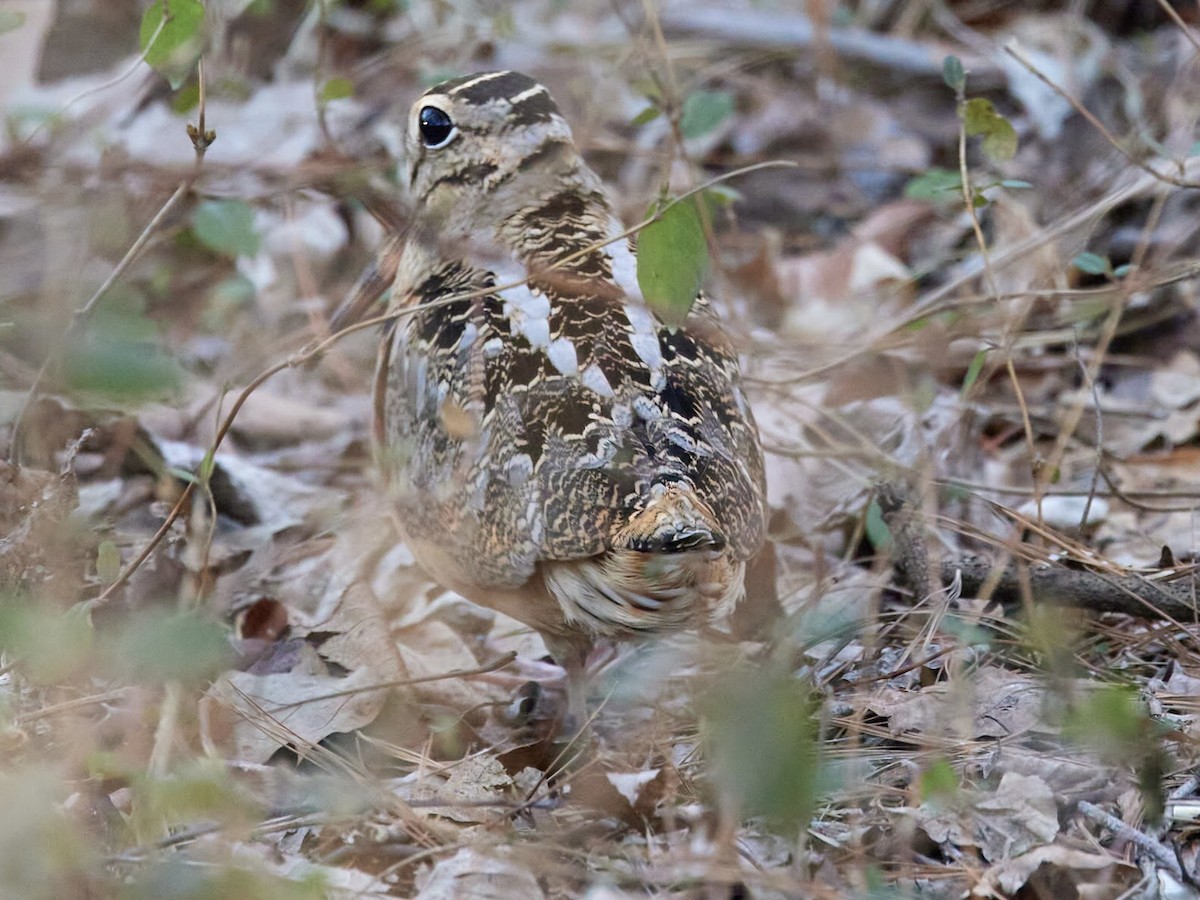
[348,70,767,723]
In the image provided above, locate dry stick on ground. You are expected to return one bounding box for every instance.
[657,6,1004,85]
[877,482,1200,621]
[1076,800,1185,883]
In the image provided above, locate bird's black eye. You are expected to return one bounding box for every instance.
[418,106,456,148]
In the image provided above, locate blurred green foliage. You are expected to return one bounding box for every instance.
[702,663,823,832]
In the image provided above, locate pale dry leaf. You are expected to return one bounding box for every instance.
[415,847,544,900]
[209,665,391,764]
[227,838,392,899]
[405,754,514,825]
[317,581,407,680]
[972,843,1123,896]
[973,772,1059,861]
[912,773,1058,865]
[1000,15,1109,140]
[1016,495,1109,532]
[779,240,912,339]
[868,668,1045,739]
[775,200,928,340]
[157,438,343,534]
[913,800,973,848]
[988,195,1066,298]
[991,750,1115,799]
[122,80,322,169]
[394,617,504,712]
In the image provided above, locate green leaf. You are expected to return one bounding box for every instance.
[192,199,260,258]
[96,541,122,585]
[106,611,231,684]
[637,198,708,326]
[679,90,735,140]
[630,105,662,127]
[703,664,823,830]
[703,184,743,207]
[169,79,200,114]
[942,55,965,92]
[865,498,892,552]
[198,448,216,483]
[139,0,206,90]
[64,310,182,402]
[961,348,988,396]
[1072,252,1111,276]
[904,167,961,201]
[1000,179,1032,189]
[0,600,94,683]
[319,77,354,104]
[961,97,1018,161]
[0,10,26,34]
[919,759,960,803]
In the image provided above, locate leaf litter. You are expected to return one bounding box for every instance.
[4,0,1200,897]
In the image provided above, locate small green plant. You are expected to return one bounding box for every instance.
[906,56,1021,208]
[1071,252,1131,279]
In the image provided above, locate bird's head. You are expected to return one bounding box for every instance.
[404,71,593,243]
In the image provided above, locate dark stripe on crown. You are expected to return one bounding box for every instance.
[507,89,558,126]
[448,71,542,105]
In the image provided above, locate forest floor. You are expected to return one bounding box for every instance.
[4,0,1200,897]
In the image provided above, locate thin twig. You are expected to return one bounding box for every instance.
[1005,44,1200,189]
[1077,800,1184,881]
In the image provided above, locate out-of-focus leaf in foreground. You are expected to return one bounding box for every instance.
[63,309,182,403]
[703,663,823,831]
[105,610,232,685]
[192,199,261,259]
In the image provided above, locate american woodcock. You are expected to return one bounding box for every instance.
[354,71,767,719]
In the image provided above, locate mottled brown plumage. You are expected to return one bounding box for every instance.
[369,71,766,716]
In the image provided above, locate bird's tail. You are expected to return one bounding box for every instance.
[544,481,744,635]
[611,479,727,554]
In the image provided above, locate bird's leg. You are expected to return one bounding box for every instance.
[544,634,593,734]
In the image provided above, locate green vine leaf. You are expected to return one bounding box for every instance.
[904,167,961,202]
[942,55,966,92]
[1072,252,1111,276]
[961,348,988,396]
[637,197,709,327]
[139,0,206,90]
[680,90,734,140]
[319,77,354,104]
[962,97,1018,162]
[192,199,260,258]
[630,105,662,127]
